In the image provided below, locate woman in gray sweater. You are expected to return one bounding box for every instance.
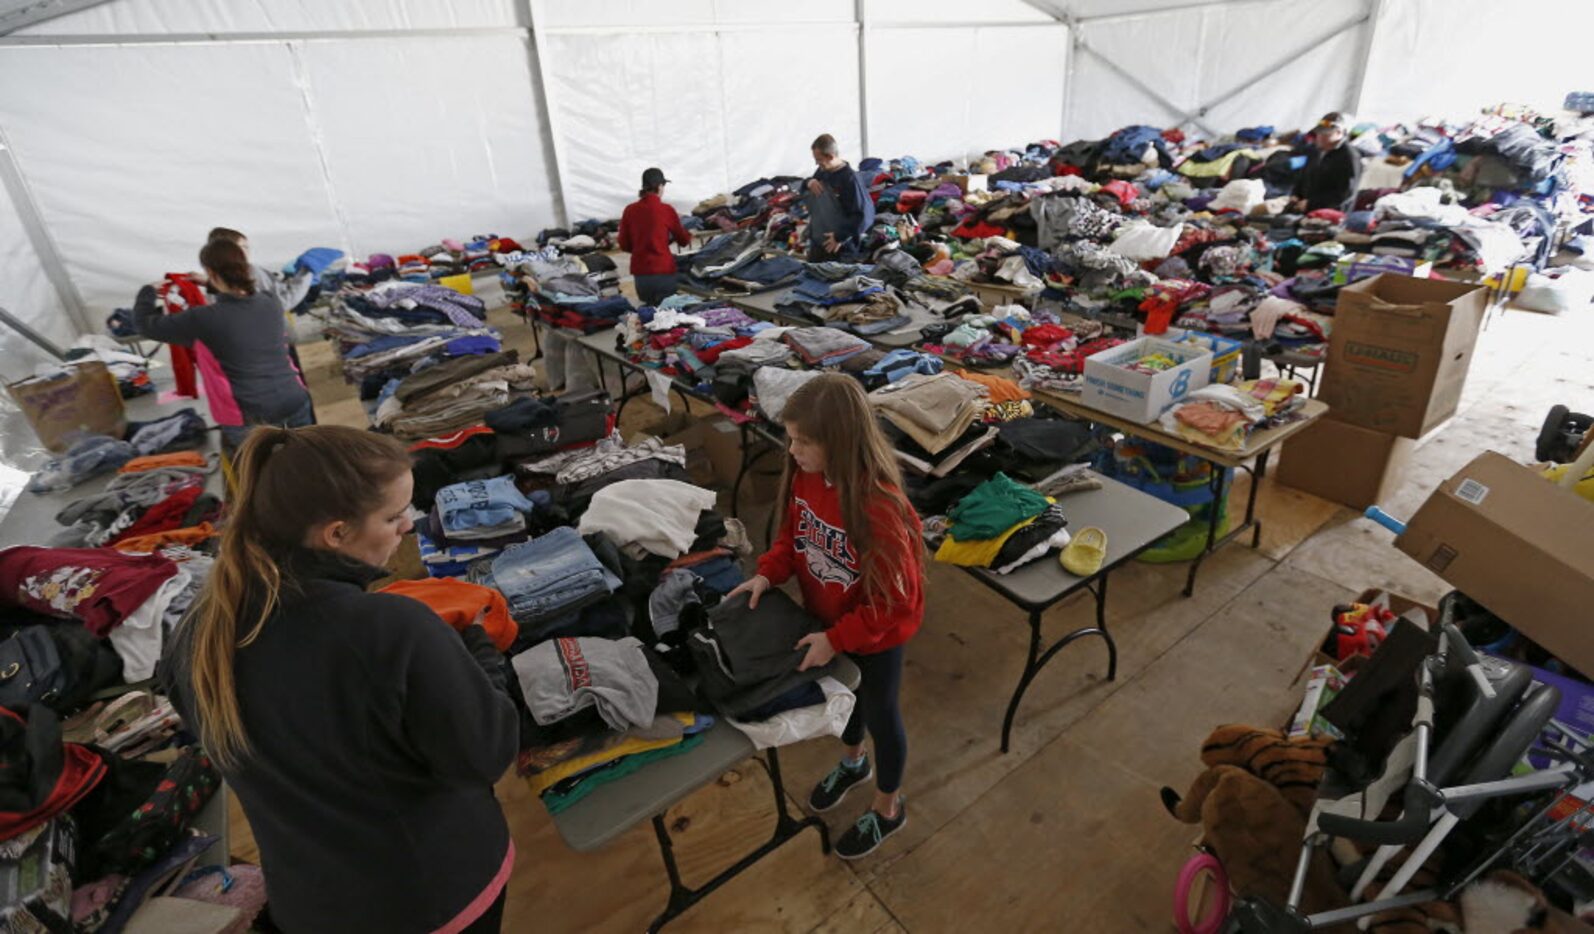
[134,237,314,450]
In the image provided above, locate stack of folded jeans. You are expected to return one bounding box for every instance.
[869,372,987,455]
[436,475,537,541]
[473,526,621,633]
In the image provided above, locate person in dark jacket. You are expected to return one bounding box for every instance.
[617,167,691,306]
[133,237,314,451]
[162,426,519,934]
[806,133,875,261]
[1293,111,1363,213]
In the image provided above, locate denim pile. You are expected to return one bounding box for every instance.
[469,526,621,638]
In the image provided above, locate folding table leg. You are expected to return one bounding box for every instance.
[642,748,832,932]
[999,574,1119,753]
[1182,465,1228,597]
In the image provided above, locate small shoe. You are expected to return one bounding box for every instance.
[1060,526,1108,577]
[836,803,907,860]
[808,756,873,813]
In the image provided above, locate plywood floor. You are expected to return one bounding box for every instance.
[235,286,1594,933]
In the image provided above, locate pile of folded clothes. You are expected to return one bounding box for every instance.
[470,526,622,640]
[510,633,712,813]
[373,350,542,440]
[322,281,501,408]
[536,219,621,254]
[930,472,1071,574]
[870,371,988,456]
[407,392,617,509]
[1157,378,1308,451]
[782,327,871,367]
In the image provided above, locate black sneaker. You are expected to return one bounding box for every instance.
[836,804,907,860]
[808,757,873,813]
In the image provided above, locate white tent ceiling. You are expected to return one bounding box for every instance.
[0,0,1590,363]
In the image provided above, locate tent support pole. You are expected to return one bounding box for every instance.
[855,0,870,157]
[524,0,570,228]
[0,128,90,335]
[1346,0,1384,116]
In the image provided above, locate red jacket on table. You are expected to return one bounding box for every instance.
[756,470,924,655]
[618,192,690,276]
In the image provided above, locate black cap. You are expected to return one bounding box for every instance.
[642,167,669,187]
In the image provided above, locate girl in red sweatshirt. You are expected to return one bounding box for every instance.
[730,373,923,859]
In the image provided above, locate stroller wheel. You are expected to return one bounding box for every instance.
[1174,851,1232,934]
[1536,405,1572,463]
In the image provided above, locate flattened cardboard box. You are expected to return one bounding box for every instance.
[1394,452,1594,678]
[1318,274,1487,439]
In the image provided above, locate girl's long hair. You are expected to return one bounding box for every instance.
[779,373,923,602]
[185,425,410,768]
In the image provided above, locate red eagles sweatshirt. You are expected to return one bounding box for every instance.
[756,470,924,654]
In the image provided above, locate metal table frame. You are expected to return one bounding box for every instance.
[644,744,824,932]
[957,471,1188,752]
[549,657,860,932]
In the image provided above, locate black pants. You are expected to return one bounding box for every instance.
[634,273,679,307]
[841,645,907,794]
[460,885,507,933]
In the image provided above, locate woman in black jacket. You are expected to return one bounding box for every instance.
[164,425,519,933]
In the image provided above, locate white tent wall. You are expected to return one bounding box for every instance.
[1061,0,1368,140]
[539,25,860,223]
[865,24,1069,164]
[0,43,348,310]
[1357,0,1594,125]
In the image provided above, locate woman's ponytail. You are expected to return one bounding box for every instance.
[186,428,288,768]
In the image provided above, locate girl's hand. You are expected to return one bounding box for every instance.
[728,574,770,609]
[795,632,836,671]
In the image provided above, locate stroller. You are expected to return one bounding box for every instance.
[1225,618,1592,931]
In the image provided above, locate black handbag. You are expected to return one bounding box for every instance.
[0,627,66,709]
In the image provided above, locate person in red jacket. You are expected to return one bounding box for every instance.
[617,167,690,306]
[730,373,924,859]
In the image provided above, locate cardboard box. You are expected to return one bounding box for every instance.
[1080,336,1212,424]
[1275,415,1415,511]
[1330,254,1434,286]
[945,174,988,194]
[1394,452,1594,678]
[1318,274,1487,439]
[5,360,127,453]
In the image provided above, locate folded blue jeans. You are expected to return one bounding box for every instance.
[490,526,616,621]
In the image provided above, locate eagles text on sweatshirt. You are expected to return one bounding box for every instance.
[756,470,923,654]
